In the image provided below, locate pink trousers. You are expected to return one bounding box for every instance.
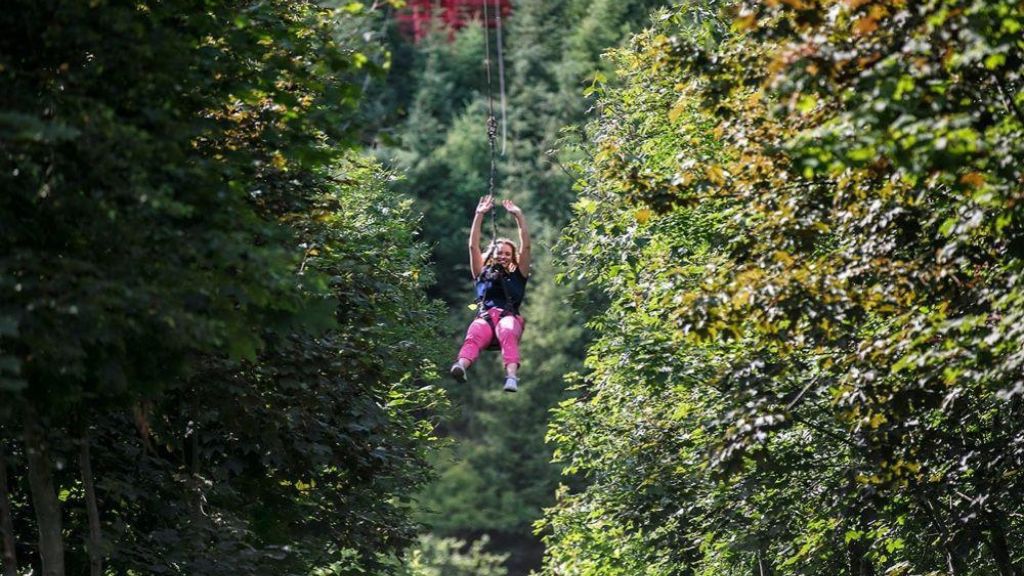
[457,307,525,367]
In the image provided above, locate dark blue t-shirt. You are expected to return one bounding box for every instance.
[475,266,528,314]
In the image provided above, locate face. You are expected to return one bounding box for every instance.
[492,243,514,267]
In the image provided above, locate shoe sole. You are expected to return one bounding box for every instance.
[450,365,466,383]
[503,383,517,393]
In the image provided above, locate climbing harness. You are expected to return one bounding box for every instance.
[475,262,520,352]
[476,263,519,316]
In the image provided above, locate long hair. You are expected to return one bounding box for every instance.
[483,237,519,273]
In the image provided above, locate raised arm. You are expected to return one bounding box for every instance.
[503,199,531,277]
[469,195,493,278]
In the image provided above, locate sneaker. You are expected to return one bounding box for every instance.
[450,363,466,383]
[503,377,518,393]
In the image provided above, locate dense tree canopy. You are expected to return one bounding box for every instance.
[1,1,445,575]
[544,0,1024,574]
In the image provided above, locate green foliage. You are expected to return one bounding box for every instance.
[398,534,508,576]
[1,0,377,410]
[0,1,444,574]
[545,0,1024,574]
[57,158,448,576]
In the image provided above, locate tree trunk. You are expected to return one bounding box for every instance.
[753,549,774,576]
[78,437,103,576]
[918,492,964,576]
[844,477,877,576]
[190,395,203,520]
[945,545,964,576]
[987,521,1018,576]
[0,442,18,576]
[847,537,876,576]
[22,413,64,576]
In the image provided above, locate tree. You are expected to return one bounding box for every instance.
[1,1,446,574]
[544,0,1024,574]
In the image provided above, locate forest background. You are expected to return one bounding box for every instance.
[373,1,666,573]
[3,0,1024,576]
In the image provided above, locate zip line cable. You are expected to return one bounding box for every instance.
[481,0,508,245]
[494,0,508,155]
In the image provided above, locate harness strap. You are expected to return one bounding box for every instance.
[475,265,519,319]
[475,265,521,352]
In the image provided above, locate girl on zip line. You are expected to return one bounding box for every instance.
[450,194,531,392]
